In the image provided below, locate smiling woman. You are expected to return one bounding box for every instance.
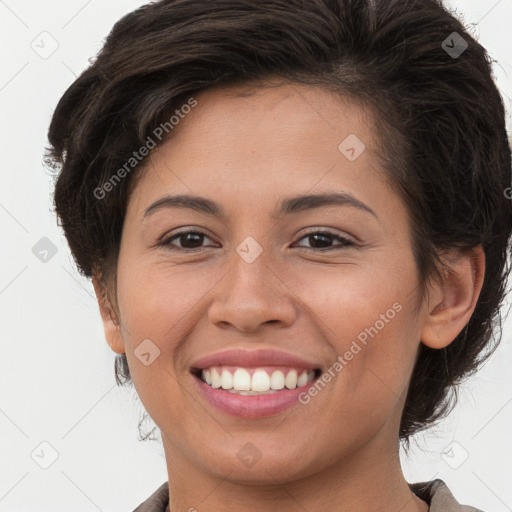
[46,0,511,511]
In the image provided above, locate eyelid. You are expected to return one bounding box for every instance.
[159,228,217,249]
[292,228,356,250]
[156,223,213,241]
[297,227,355,242]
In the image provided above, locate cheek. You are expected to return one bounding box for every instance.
[114,258,208,401]
[293,302,420,458]
[292,253,421,424]
[117,256,213,343]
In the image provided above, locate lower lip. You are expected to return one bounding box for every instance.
[192,374,317,419]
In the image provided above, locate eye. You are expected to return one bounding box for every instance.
[292,229,355,252]
[159,230,217,251]
[159,228,355,252]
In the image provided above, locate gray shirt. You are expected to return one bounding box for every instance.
[132,479,485,511]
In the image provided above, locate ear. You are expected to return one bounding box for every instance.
[420,245,485,349]
[91,274,125,354]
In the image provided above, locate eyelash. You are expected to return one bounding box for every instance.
[159,228,355,252]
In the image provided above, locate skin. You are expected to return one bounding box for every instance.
[93,81,485,512]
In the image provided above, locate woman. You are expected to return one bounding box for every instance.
[47,0,511,510]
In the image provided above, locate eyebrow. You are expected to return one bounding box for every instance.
[143,192,377,219]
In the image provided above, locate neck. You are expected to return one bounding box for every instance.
[161,433,429,512]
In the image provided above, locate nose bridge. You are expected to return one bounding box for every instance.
[231,239,273,293]
[207,235,296,331]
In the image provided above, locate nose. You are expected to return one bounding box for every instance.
[207,247,298,334]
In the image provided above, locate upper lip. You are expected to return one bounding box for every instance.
[190,349,321,371]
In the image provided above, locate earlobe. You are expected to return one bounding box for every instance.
[91,274,126,355]
[420,245,485,350]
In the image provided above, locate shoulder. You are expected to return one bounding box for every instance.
[131,481,169,512]
[409,479,487,512]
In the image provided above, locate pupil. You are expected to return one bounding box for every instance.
[309,234,331,248]
[182,233,203,248]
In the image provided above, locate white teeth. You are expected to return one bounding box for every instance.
[270,370,285,390]
[297,370,308,387]
[200,367,317,393]
[233,368,251,390]
[221,369,233,389]
[211,368,221,388]
[251,370,271,392]
[227,389,279,395]
[285,369,298,390]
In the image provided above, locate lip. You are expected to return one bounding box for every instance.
[192,373,319,419]
[190,348,322,419]
[190,348,321,371]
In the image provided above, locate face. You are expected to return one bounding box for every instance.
[111,82,429,483]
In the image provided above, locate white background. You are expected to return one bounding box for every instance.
[0,1,511,511]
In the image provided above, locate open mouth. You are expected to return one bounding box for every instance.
[191,366,322,395]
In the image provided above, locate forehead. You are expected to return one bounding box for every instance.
[126,80,398,223]
[180,80,374,146]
